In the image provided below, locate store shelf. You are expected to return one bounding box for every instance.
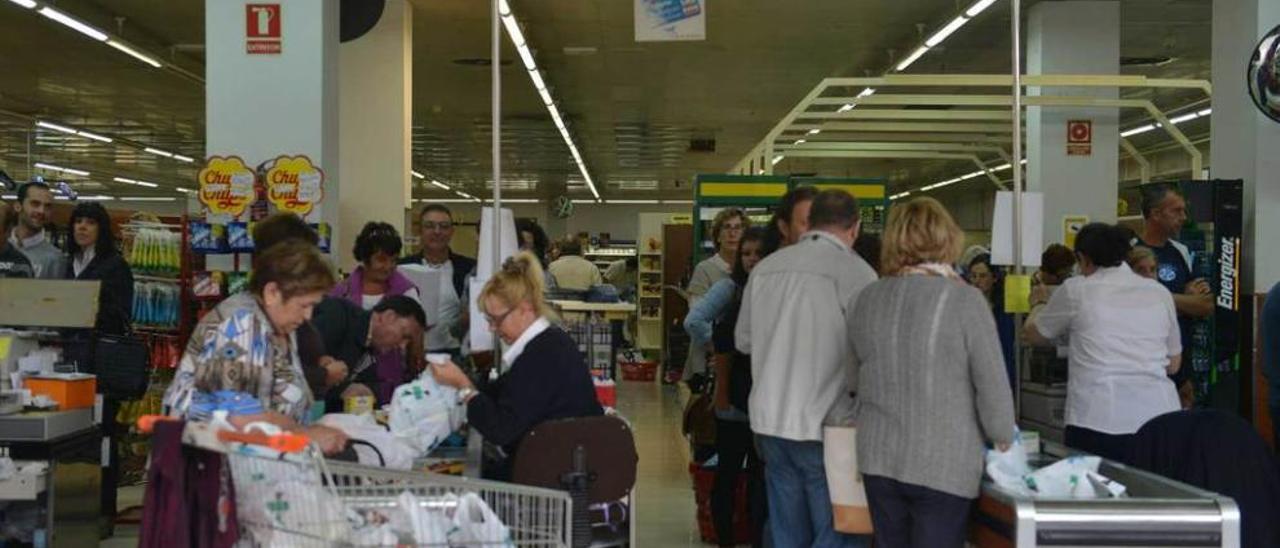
[134,275,183,284]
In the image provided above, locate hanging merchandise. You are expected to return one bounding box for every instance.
[132,282,182,329]
[190,221,229,254]
[128,228,182,277]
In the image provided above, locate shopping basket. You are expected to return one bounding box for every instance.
[139,416,573,547]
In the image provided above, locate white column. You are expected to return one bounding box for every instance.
[205,0,340,236]
[1026,1,1120,243]
[337,0,413,271]
[1211,0,1280,293]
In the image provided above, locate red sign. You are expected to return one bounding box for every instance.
[1067,119,1092,156]
[246,4,281,54]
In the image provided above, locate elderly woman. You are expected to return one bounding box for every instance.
[845,197,1015,548]
[163,239,347,453]
[432,252,603,480]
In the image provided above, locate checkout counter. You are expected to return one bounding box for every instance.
[0,279,104,547]
[972,441,1241,548]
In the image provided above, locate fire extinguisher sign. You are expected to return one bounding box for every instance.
[246,4,282,55]
[1066,120,1092,156]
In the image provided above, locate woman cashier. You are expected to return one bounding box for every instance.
[431,252,603,480]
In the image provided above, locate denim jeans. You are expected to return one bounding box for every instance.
[755,435,868,548]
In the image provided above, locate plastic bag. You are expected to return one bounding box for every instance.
[387,371,461,457]
[238,480,351,547]
[985,435,1034,497]
[1025,455,1101,498]
[318,413,416,470]
[449,492,513,546]
[392,491,452,545]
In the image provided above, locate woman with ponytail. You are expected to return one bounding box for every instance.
[431,252,603,480]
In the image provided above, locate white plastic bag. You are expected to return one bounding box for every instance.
[388,371,462,457]
[392,491,453,545]
[1025,455,1101,498]
[318,413,416,470]
[238,480,352,547]
[985,434,1034,497]
[449,492,513,546]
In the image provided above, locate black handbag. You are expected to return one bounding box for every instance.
[93,333,150,400]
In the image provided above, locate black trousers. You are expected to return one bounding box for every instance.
[712,418,765,547]
[1064,425,1135,464]
[864,474,972,548]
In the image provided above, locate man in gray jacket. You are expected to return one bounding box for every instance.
[736,189,876,548]
[9,182,65,279]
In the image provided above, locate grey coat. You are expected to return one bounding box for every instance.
[844,275,1016,499]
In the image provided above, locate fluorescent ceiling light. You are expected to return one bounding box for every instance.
[807,129,821,135]
[1168,112,1199,124]
[529,69,547,91]
[965,0,999,18]
[171,154,195,163]
[39,7,108,42]
[175,187,194,194]
[991,163,1013,171]
[771,155,784,166]
[794,139,807,145]
[858,87,877,98]
[144,147,174,158]
[515,43,536,70]
[571,199,597,204]
[33,162,89,176]
[662,200,694,204]
[1121,124,1157,138]
[492,198,540,204]
[606,199,660,204]
[113,177,158,188]
[430,180,450,190]
[119,196,175,202]
[837,104,855,113]
[1,194,15,200]
[896,46,929,72]
[37,121,77,135]
[1197,108,1212,117]
[77,195,114,201]
[413,198,475,204]
[497,0,511,16]
[926,16,970,47]
[8,0,38,9]
[411,170,425,180]
[889,191,911,200]
[77,130,112,143]
[107,40,162,68]
[502,15,525,49]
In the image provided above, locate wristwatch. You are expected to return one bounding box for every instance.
[457,387,477,405]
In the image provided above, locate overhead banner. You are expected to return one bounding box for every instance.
[635,0,706,42]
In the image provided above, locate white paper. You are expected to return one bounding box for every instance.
[468,278,493,352]
[398,265,442,331]
[991,191,1044,268]
[475,208,519,282]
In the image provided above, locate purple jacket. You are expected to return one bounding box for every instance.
[329,266,418,404]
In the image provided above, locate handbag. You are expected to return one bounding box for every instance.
[93,332,151,400]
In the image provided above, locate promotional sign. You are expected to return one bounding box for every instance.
[1066,120,1092,156]
[635,0,705,42]
[264,155,325,216]
[1062,215,1089,249]
[1212,180,1244,378]
[198,156,257,219]
[246,4,282,54]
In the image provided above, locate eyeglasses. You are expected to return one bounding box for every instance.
[485,307,514,328]
[422,221,453,232]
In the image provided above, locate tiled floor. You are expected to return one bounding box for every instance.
[99,379,700,546]
[614,379,702,546]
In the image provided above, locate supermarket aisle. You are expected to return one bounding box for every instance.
[614,380,701,546]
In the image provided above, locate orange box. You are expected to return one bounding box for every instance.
[25,377,97,410]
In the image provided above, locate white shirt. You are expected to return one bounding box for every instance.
[359,287,421,311]
[1033,263,1182,435]
[502,317,551,367]
[735,231,877,442]
[73,245,95,278]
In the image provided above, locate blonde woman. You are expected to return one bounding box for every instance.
[432,252,603,480]
[845,197,1015,548]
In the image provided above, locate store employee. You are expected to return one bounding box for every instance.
[431,252,603,481]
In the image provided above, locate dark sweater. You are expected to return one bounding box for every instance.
[66,250,134,336]
[468,326,603,461]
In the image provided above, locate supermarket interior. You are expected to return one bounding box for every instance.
[2,0,1280,546]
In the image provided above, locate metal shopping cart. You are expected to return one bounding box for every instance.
[138,416,573,547]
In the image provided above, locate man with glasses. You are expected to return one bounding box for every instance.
[400,204,476,359]
[682,208,749,380]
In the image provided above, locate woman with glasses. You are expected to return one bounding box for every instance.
[430,252,603,481]
[682,208,749,380]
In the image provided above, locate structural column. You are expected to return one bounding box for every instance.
[205,0,341,240]
[338,0,413,272]
[1025,1,1121,243]
[1211,0,1280,293]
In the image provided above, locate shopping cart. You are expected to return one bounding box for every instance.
[138,416,573,547]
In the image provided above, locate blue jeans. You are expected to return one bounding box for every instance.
[756,435,868,548]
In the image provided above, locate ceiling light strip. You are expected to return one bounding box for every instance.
[894,0,998,73]
[38,6,107,41]
[499,0,600,202]
[33,162,89,176]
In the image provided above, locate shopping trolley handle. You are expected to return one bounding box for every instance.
[136,414,312,453]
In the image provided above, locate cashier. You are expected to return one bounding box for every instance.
[162,240,349,454]
[431,252,603,480]
[1024,223,1182,463]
